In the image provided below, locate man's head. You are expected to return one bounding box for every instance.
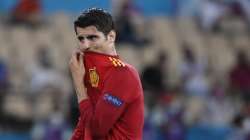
[74,8,116,53]
[74,8,115,36]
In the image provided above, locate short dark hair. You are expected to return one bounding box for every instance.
[74,8,115,35]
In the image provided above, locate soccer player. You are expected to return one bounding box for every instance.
[69,8,144,140]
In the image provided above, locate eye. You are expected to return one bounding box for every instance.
[87,35,98,41]
[77,36,84,42]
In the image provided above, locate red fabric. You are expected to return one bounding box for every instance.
[13,0,41,15]
[230,65,250,90]
[71,51,144,140]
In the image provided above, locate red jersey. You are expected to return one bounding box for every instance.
[70,51,144,140]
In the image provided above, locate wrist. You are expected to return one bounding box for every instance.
[76,84,88,103]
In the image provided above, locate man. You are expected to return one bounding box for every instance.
[69,8,144,140]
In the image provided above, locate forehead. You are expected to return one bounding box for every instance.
[76,26,102,36]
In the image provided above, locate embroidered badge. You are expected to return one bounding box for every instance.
[103,93,123,107]
[89,67,99,87]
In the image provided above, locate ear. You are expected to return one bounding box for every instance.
[107,30,116,43]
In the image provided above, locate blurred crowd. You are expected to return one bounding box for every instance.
[0,0,250,140]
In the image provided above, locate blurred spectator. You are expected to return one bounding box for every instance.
[229,51,250,102]
[228,0,250,31]
[204,92,237,127]
[142,51,168,94]
[42,97,68,140]
[148,91,186,140]
[31,87,69,140]
[141,51,168,111]
[163,95,186,140]
[183,96,207,126]
[115,0,150,46]
[179,44,210,97]
[238,0,250,24]
[194,79,238,127]
[9,0,42,27]
[229,0,246,18]
[27,46,70,95]
[197,0,228,32]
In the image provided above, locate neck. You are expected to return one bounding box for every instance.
[107,45,117,56]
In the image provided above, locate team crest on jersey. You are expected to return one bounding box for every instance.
[103,93,123,107]
[89,67,99,87]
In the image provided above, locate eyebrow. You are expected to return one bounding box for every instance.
[86,35,98,38]
[77,34,99,37]
[77,35,99,41]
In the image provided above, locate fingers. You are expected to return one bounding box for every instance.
[75,48,82,61]
[79,51,84,67]
[69,49,84,66]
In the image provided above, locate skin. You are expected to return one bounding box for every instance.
[69,26,117,103]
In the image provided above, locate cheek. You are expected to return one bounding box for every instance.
[92,40,104,47]
[87,42,97,48]
[92,43,102,49]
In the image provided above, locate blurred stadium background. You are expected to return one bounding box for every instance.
[0,0,250,140]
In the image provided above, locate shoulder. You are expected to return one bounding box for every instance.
[107,58,140,82]
[104,60,143,102]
